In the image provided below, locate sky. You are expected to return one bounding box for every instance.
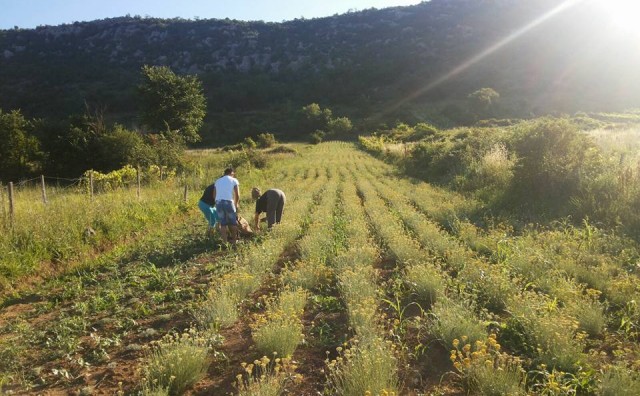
[0,0,423,30]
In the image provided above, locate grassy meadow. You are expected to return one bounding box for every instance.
[1,138,639,395]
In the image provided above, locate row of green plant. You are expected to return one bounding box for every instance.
[250,173,340,362]
[138,151,333,395]
[0,146,288,391]
[373,153,640,345]
[362,153,640,394]
[353,168,505,394]
[326,163,399,395]
[361,160,593,393]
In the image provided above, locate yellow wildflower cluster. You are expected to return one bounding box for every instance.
[235,355,302,395]
[451,334,514,371]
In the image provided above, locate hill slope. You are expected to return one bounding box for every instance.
[1,0,639,137]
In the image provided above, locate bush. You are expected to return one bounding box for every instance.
[450,334,526,396]
[143,329,210,395]
[326,338,398,396]
[235,356,299,396]
[226,149,269,170]
[310,130,326,144]
[243,136,257,149]
[511,118,602,207]
[267,145,298,154]
[429,297,487,348]
[256,133,277,148]
[600,365,640,396]
[405,263,443,308]
[411,122,439,140]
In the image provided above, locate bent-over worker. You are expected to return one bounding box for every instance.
[251,187,286,231]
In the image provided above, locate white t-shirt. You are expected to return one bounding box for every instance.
[214,175,239,201]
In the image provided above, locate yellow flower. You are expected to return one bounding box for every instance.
[453,339,460,348]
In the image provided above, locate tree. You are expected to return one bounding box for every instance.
[0,109,41,181]
[468,88,500,111]
[138,65,206,143]
[301,103,322,119]
[301,103,332,132]
[327,116,353,136]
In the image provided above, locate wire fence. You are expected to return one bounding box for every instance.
[0,169,204,230]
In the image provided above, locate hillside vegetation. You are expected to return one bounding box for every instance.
[1,0,639,141]
[360,113,640,239]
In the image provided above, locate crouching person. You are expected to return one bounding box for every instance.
[251,187,286,231]
[198,182,218,236]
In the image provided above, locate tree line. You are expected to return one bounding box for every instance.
[0,66,206,182]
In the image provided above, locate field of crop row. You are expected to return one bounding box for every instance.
[1,142,639,395]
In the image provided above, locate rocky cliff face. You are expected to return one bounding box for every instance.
[0,0,638,120]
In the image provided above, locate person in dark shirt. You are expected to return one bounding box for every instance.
[251,187,286,230]
[198,183,218,234]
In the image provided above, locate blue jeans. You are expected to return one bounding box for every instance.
[215,200,237,226]
[198,200,218,227]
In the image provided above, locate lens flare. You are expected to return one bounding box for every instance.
[600,0,640,35]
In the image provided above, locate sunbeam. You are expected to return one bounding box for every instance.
[384,0,587,114]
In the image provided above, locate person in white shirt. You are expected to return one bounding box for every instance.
[212,167,240,245]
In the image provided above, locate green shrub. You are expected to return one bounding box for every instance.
[451,334,526,396]
[143,330,210,395]
[252,316,303,358]
[282,262,329,291]
[310,130,326,144]
[511,118,602,207]
[429,297,487,347]
[235,356,299,396]
[600,365,640,396]
[327,117,353,136]
[243,136,257,149]
[256,133,277,148]
[226,149,269,169]
[194,291,238,331]
[326,338,398,396]
[405,263,443,308]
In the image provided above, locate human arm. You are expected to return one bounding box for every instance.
[233,185,240,210]
[254,213,260,231]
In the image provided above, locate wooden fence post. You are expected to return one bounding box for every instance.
[136,166,141,200]
[89,172,94,200]
[183,185,188,203]
[41,175,48,204]
[0,182,5,225]
[8,182,15,227]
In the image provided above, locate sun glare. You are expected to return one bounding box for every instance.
[601,0,640,35]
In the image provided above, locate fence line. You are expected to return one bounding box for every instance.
[1,169,207,229]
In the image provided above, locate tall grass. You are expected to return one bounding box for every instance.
[0,182,183,289]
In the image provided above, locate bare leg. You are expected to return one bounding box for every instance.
[220,226,228,244]
[229,225,238,244]
[275,197,285,224]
